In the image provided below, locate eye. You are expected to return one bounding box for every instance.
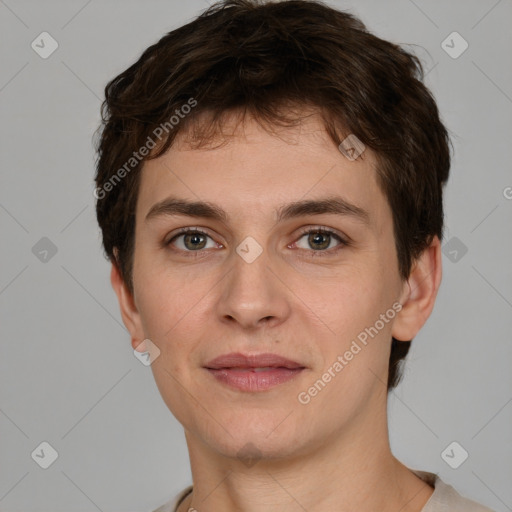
[166,228,221,252]
[165,226,348,256]
[292,227,347,255]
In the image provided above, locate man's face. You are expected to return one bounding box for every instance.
[127,113,407,459]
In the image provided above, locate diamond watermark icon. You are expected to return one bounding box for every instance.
[441,441,468,469]
[338,134,366,161]
[441,32,468,59]
[236,236,263,263]
[442,236,468,263]
[31,32,59,59]
[31,441,59,469]
[237,442,262,468]
[133,338,161,366]
[32,237,58,263]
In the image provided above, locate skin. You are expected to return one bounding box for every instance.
[111,111,442,512]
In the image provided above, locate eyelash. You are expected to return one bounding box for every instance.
[165,226,349,257]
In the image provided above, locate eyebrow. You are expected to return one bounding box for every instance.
[145,196,370,226]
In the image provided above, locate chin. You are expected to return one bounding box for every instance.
[212,433,303,463]
[190,410,308,460]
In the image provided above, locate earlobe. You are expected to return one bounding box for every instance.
[110,260,145,350]
[392,236,442,342]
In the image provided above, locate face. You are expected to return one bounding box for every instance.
[119,112,412,461]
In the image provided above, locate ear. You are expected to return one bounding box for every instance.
[110,257,145,351]
[392,236,442,342]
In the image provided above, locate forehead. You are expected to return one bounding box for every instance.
[136,112,390,233]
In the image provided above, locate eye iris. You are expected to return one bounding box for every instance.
[184,232,206,250]
[308,232,330,250]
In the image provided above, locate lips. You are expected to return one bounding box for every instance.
[204,352,304,370]
[204,352,306,392]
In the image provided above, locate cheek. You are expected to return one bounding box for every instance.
[133,248,214,339]
[135,267,211,425]
[302,280,395,409]
[307,268,397,377]
[308,267,387,331]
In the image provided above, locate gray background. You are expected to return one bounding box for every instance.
[1,0,511,510]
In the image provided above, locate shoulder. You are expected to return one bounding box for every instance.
[411,469,495,512]
[151,485,193,512]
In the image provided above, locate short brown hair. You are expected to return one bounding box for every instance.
[95,0,451,391]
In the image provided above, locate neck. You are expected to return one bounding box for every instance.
[177,393,433,512]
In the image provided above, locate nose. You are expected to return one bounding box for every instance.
[215,244,291,330]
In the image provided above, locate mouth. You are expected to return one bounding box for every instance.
[204,352,306,392]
